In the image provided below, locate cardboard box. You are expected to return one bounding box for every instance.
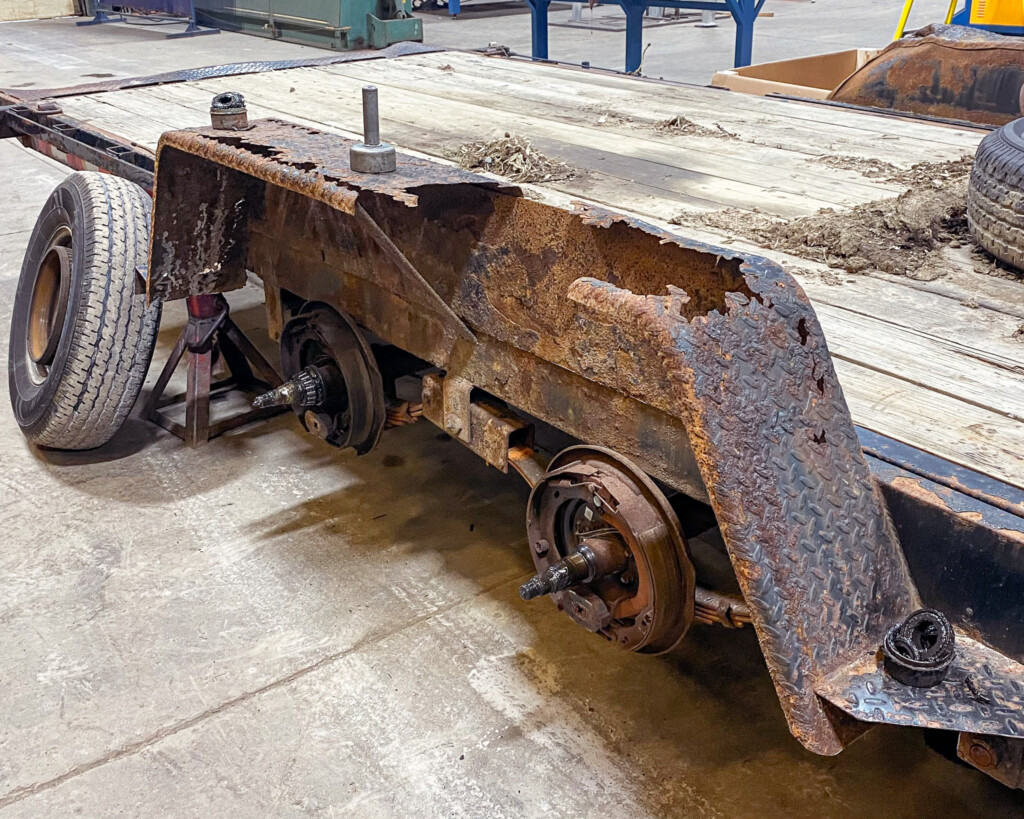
[711,49,879,100]
[0,0,74,21]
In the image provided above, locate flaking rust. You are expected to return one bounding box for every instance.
[148,117,920,755]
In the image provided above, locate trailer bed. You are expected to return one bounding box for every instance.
[19,49,1024,490]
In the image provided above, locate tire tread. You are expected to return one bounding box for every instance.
[30,173,160,450]
[967,122,1024,270]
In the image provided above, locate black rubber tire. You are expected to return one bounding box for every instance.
[967,117,1024,270]
[8,172,161,450]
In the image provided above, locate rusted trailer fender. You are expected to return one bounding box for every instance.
[831,24,1024,126]
[145,119,1024,762]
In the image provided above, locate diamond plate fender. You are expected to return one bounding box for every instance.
[145,119,922,755]
[568,267,919,755]
[817,634,1024,737]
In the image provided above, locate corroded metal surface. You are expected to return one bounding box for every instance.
[149,118,939,754]
[148,119,517,316]
[831,25,1024,126]
[958,733,1024,789]
[818,634,1024,736]
[566,272,916,754]
[524,446,696,654]
[864,439,1024,666]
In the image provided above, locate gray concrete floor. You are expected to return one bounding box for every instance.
[421,0,955,82]
[1,0,956,87]
[0,9,1022,818]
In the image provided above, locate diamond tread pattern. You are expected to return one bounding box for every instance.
[3,43,439,101]
[571,262,918,755]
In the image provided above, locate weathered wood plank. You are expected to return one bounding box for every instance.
[49,54,1024,489]
[330,53,976,165]
[835,358,1024,490]
[416,52,984,150]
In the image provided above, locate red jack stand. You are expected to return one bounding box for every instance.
[142,294,285,447]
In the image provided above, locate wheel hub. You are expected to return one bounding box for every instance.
[275,302,386,454]
[26,231,72,380]
[523,446,695,654]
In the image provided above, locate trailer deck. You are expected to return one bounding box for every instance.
[5,39,1024,791]
[10,47,1020,492]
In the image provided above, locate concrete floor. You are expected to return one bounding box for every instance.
[1,9,1022,818]
[1,0,956,86]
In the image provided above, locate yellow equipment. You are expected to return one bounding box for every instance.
[895,0,1024,39]
[968,0,1024,28]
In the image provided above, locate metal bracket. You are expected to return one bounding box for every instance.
[0,99,154,189]
[959,733,1024,790]
[142,295,285,447]
[421,373,533,472]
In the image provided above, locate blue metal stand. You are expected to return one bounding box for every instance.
[527,0,765,73]
[77,0,219,38]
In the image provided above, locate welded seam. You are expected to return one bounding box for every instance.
[0,573,522,811]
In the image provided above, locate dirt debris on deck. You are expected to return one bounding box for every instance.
[670,157,1014,282]
[811,155,971,187]
[654,115,734,139]
[446,133,576,183]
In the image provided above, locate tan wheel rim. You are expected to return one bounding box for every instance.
[26,238,72,373]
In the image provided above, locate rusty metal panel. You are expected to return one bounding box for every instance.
[818,634,1024,737]
[831,24,1024,126]
[958,733,1024,789]
[148,119,920,754]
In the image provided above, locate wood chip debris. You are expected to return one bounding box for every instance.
[446,133,576,183]
[655,115,733,138]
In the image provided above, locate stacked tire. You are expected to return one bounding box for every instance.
[967,118,1024,271]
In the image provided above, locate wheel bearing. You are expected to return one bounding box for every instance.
[523,446,695,654]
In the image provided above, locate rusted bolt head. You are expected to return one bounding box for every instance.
[967,742,997,770]
[533,538,550,556]
[210,92,250,131]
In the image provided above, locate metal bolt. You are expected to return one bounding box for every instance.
[362,86,380,146]
[349,85,396,174]
[968,742,997,770]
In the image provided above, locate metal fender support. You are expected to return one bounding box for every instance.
[145,117,1021,758]
[564,259,916,754]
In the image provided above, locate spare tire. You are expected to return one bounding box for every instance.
[8,172,161,450]
[967,118,1024,271]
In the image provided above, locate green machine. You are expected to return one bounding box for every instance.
[195,0,421,50]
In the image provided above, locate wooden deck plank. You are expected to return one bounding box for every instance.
[327,53,974,166]
[815,304,1024,424]
[424,52,985,151]
[835,358,1024,489]
[142,69,852,217]
[50,54,1024,490]
[308,60,908,204]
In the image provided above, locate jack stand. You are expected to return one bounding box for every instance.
[142,294,285,448]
